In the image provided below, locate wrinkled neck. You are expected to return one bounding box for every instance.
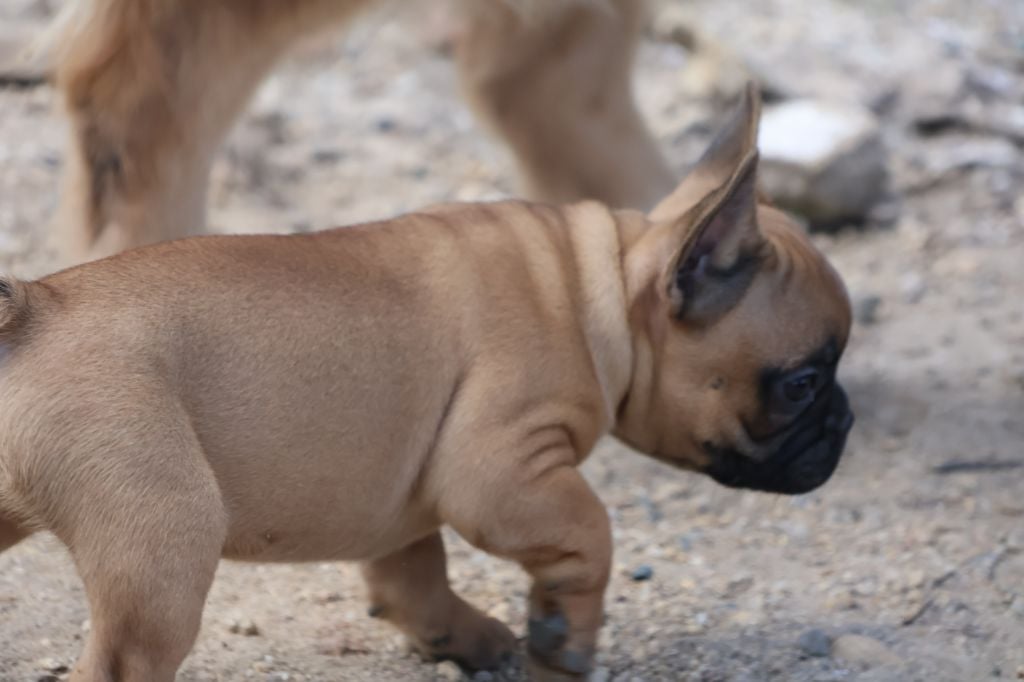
[561,201,641,430]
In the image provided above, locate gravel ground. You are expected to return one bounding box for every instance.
[1,1,1023,681]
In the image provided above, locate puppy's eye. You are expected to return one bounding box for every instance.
[780,368,819,404]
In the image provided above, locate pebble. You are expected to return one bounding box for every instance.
[486,601,511,622]
[36,658,67,674]
[758,99,887,228]
[1009,596,1024,619]
[824,588,858,611]
[900,273,927,304]
[472,671,494,682]
[630,565,654,581]
[590,667,611,682]
[436,660,462,681]
[229,617,262,637]
[797,628,832,658]
[905,569,927,590]
[831,633,900,668]
[374,117,396,133]
[311,148,345,165]
[314,591,343,605]
[853,293,883,326]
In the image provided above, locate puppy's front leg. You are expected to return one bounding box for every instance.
[361,532,516,671]
[446,460,612,680]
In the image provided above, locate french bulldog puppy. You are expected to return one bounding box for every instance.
[0,84,853,681]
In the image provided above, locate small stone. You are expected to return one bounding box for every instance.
[314,591,343,605]
[436,660,462,681]
[472,671,494,682]
[853,293,882,326]
[758,99,888,229]
[486,601,511,622]
[1017,664,1024,680]
[683,612,709,634]
[905,570,927,590]
[1006,368,1024,393]
[0,21,49,86]
[590,666,611,682]
[311,148,345,164]
[797,628,832,658]
[824,588,858,611]
[831,633,900,668]
[251,659,274,673]
[229,618,261,637]
[630,565,654,581]
[37,658,68,674]
[900,273,927,304]
[729,610,758,626]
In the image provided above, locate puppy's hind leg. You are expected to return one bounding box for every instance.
[50,406,228,682]
[361,532,517,672]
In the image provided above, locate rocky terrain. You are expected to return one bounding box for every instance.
[0,0,1022,680]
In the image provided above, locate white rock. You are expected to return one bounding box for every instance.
[758,99,887,228]
[831,633,900,668]
[436,660,463,681]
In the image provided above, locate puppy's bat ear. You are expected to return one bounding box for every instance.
[654,83,767,321]
[650,81,762,223]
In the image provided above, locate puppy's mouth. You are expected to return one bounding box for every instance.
[704,385,854,494]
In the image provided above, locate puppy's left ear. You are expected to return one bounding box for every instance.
[654,83,767,322]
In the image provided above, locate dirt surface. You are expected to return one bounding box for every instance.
[1,1,1023,680]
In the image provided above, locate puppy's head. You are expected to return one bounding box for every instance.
[615,83,854,495]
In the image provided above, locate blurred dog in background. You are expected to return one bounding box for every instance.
[41,0,678,263]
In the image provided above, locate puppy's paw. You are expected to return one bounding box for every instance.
[526,612,592,679]
[413,605,517,672]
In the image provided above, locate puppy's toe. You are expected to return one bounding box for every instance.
[453,615,519,671]
[414,613,518,672]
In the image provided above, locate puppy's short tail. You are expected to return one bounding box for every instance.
[0,276,30,340]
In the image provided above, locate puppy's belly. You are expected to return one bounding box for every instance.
[220,499,439,563]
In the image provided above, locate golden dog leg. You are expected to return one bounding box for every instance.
[446,463,612,680]
[361,532,516,671]
[50,0,365,264]
[456,0,675,210]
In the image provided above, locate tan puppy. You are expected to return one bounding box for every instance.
[0,85,853,681]
[46,0,674,264]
